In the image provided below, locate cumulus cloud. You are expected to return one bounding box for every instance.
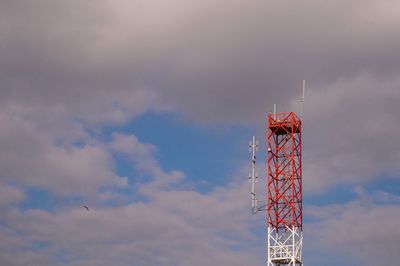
[306,190,400,266]
[110,133,185,189]
[1,178,263,266]
[0,0,399,265]
[0,125,264,265]
[0,128,263,265]
[1,0,399,192]
[0,107,127,196]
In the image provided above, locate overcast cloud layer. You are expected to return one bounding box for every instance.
[1,0,400,265]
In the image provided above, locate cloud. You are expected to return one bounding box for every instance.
[0,106,127,196]
[306,191,400,265]
[2,0,399,192]
[0,1,399,265]
[110,133,185,190]
[0,184,24,209]
[302,75,400,192]
[2,0,400,123]
[1,178,263,266]
[0,129,264,266]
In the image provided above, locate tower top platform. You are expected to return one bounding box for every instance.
[268,112,301,135]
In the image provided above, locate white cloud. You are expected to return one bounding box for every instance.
[0,1,399,264]
[0,129,264,266]
[1,178,263,266]
[110,133,185,189]
[306,191,400,266]
[0,105,127,196]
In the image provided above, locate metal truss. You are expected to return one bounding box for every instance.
[248,110,304,266]
[267,112,303,266]
[267,226,303,266]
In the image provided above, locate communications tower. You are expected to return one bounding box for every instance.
[248,83,304,266]
[267,111,302,265]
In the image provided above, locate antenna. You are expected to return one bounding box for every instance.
[267,112,303,265]
[300,80,306,120]
[247,88,305,266]
[249,136,259,214]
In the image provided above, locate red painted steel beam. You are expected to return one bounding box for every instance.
[267,112,302,231]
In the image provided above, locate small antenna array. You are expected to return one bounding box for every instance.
[247,81,306,265]
[249,136,259,214]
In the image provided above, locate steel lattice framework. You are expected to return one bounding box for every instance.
[267,112,303,266]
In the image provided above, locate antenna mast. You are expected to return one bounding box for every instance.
[300,80,306,120]
[248,86,305,266]
[249,136,259,214]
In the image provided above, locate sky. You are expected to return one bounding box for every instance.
[1,0,400,265]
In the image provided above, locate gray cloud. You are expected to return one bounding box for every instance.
[0,1,400,264]
[301,75,400,192]
[1,0,399,193]
[0,185,24,209]
[306,191,400,266]
[2,0,399,122]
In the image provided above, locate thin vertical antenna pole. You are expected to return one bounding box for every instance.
[300,80,306,120]
[273,104,276,119]
[250,136,258,214]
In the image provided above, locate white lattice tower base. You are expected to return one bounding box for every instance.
[267,226,303,266]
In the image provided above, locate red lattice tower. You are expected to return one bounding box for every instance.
[267,112,303,266]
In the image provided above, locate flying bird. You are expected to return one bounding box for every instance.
[82,205,89,211]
